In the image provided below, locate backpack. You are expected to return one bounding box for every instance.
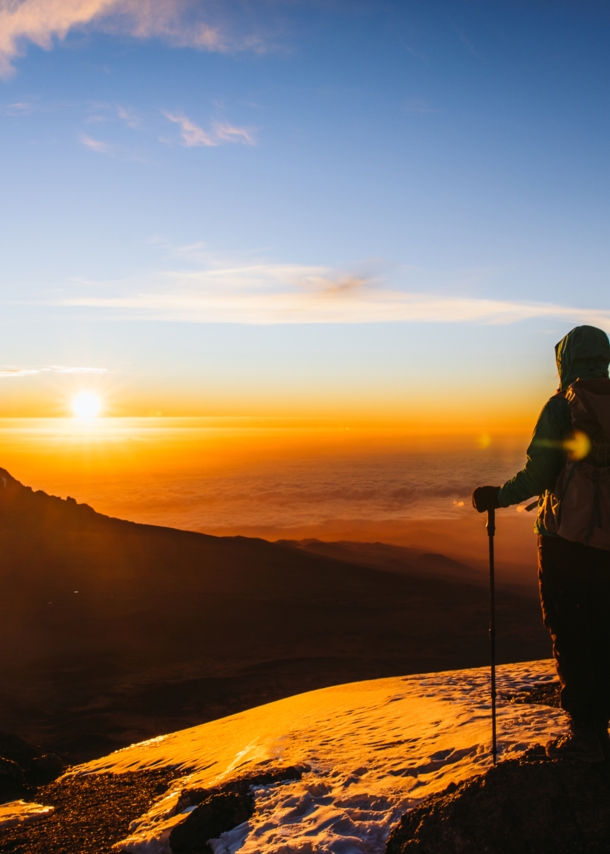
[541,378,610,550]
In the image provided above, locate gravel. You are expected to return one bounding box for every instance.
[0,768,185,854]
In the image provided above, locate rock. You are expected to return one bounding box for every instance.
[385,748,610,854]
[0,732,40,767]
[0,732,64,789]
[175,764,307,813]
[169,791,254,854]
[169,764,307,853]
[0,756,26,804]
[25,753,64,786]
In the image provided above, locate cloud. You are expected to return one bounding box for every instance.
[0,365,107,377]
[0,0,117,78]
[163,111,255,147]
[213,120,255,145]
[3,99,37,115]
[116,104,140,129]
[163,111,216,147]
[44,365,108,374]
[0,368,39,377]
[80,133,112,154]
[53,261,610,328]
[76,445,527,535]
[0,0,264,79]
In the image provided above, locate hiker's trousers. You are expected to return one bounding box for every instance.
[538,534,610,724]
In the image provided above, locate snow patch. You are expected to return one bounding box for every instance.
[67,660,562,854]
[0,799,54,829]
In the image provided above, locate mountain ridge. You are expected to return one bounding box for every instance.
[0,468,549,763]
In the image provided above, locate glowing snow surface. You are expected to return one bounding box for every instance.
[73,660,563,854]
[0,800,54,828]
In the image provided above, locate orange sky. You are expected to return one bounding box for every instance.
[0,416,539,587]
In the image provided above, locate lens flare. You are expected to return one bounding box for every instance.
[476,433,492,449]
[564,430,591,461]
[71,391,102,419]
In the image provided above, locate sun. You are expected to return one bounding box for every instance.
[71,391,102,419]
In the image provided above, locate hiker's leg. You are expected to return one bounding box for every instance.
[584,544,610,726]
[538,534,600,724]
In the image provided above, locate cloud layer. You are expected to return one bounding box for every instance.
[57,261,610,328]
[0,0,259,78]
[54,443,527,536]
[0,365,107,378]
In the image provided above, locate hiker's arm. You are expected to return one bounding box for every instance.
[497,398,569,507]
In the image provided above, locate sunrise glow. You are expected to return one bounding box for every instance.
[2,7,609,840]
[71,391,102,419]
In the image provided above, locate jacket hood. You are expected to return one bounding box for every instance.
[555,325,610,390]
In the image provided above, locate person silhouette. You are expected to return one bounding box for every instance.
[473,325,610,762]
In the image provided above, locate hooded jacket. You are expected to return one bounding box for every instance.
[497,325,610,534]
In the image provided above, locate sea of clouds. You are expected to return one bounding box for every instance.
[69,442,528,536]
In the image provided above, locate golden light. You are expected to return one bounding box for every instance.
[564,429,592,461]
[476,433,492,449]
[71,391,102,419]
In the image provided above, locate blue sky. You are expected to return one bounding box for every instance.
[1,0,609,420]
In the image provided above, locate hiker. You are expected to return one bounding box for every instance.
[472,325,610,763]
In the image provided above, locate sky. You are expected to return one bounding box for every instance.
[0,1,609,549]
[0,0,608,421]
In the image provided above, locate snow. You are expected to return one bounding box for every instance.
[0,800,54,828]
[59,659,565,854]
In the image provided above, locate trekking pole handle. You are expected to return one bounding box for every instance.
[487,506,496,537]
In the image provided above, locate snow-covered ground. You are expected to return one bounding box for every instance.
[0,800,54,829]
[2,660,566,853]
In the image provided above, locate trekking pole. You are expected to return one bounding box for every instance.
[487,507,497,765]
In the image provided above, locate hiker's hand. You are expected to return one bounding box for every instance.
[472,486,501,513]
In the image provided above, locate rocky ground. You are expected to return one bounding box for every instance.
[385,747,610,854]
[383,679,610,854]
[0,769,184,854]
[0,675,568,854]
[0,732,64,803]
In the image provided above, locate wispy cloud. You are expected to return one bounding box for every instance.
[163,111,255,147]
[53,260,610,328]
[163,111,215,147]
[0,368,39,377]
[213,121,255,145]
[3,99,37,115]
[0,365,107,378]
[0,0,266,79]
[80,133,111,154]
[44,365,107,374]
[116,103,140,129]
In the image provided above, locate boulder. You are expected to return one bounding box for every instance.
[26,753,64,786]
[0,732,64,790]
[0,756,26,804]
[0,732,40,767]
[169,791,254,854]
[386,748,610,854]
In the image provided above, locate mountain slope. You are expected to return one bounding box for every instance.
[0,661,565,854]
[278,538,486,585]
[0,468,549,762]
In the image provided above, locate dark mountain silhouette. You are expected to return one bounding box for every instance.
[0,468,550,764]
[278,539,486,585]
